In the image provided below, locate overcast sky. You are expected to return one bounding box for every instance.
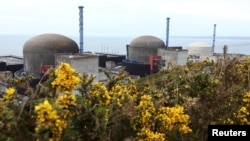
[1,0,250,38]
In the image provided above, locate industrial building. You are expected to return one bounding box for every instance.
[23,33,79,78]
[0,6,227,93]
[124,35,165,76]
[0,31,241,88]
[0,55,23,76]
[0,33,241,93]
[6,32,190,84]
[124,35,189,76]
[22,33,126,84]
[55,53,99,82]
[187,42,213,61]
[121,17,188,76]
[158,47,188,67]
[0,55,23,94]
[97,53,126,69]
[126,35,165,64]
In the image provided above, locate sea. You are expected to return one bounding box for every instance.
[1,34,250,57]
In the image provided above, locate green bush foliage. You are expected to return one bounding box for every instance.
[0,56,250,141]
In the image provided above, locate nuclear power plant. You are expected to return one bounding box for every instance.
[0,6,236,93]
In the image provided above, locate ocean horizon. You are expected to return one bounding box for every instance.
[1,34,250,57]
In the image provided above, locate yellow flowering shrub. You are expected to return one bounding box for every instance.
[51,62,81,93]
[134,95,155,131]
[109,83,133,107]
[137,128,165,141]
[6,55,250,141]
[243,91,250,106]
[235,55,250,85]
[35,99,67,141]
[3,87,15,100]
[0,88,16,139]
[231,91,250,124]
[56,91,77,118]
[89,82,110,106]
[133,89,191,141]
[155,105,192,133]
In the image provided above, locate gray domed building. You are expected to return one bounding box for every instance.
[23,33,79,77]
[127,35,165,64]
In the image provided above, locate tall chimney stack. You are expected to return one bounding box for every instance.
[79,6,84,54]
[166,17,170,48]
[212,24,216,54]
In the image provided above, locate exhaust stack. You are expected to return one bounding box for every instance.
[212,24,216,54]
[166,17,170,48]
[79,6,84,54]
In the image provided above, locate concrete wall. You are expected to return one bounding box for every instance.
[188,47,213,61]
[0,81,7,95]
[23,50,56,78]
[177,50,188,65]
[128,46,158,64]
[106,61,116,70]
[55,54,99,82]
[157,48,188,68]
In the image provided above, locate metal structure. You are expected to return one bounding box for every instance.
[148,55,162,73]
[23,33,79,78]
[79,6,84,54]
[127,35,165,64]
[166,17,170,48]
[212,24,216,53]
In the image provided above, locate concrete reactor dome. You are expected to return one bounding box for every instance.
[130,35,165,48]
[128,35,165,63]
[23,33,79,77]
[187,41,213,59]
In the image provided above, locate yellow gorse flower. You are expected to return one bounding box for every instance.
[155,105,192,133]
[51,62,81,93]
[137,128,165,141]
[35,99,67,141]
[56,91,77,118]
[243,91,250,106]
[134,93,192,140]
[56,91,77,108]
[232,91,250,124]
[35,100,58,128]
[3,87,15,100]
[90,82,111,106]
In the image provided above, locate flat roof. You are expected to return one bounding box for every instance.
[0,55,23,65]
[94,52,126,57]
[56,53,99,59]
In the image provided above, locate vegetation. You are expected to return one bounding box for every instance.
[0,54,250,141]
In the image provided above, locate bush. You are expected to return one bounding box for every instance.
[1,56,250,141]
